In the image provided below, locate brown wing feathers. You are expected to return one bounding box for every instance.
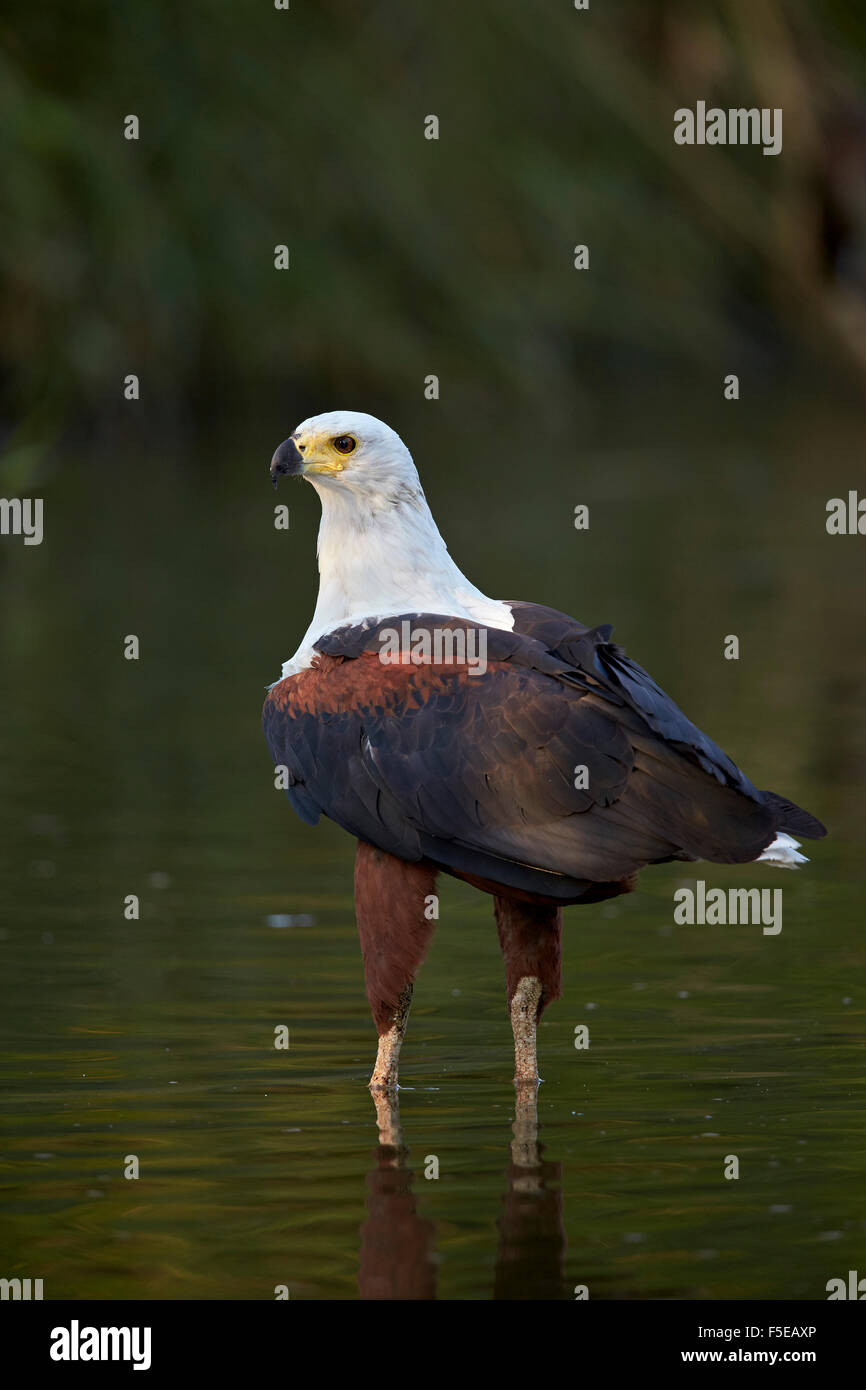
[262,605,825,904]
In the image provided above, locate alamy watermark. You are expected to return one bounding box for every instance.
[378,620,487,676]
[674,880,783,935]
[827,1269,866,1299]
[0,498,43,545]
[50,1321,151,1370]
[0,1276,43,1299]
[674,102,782,157]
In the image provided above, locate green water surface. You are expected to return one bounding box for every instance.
[1,396,863,1299]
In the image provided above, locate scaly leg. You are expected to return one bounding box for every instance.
[369,983,413,1091]
[494,895,562,1084]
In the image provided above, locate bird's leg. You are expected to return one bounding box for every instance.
[494,895,562,1085]
[355,841,438,1092]
[369,984,413,1092]
[510,976,543,1086]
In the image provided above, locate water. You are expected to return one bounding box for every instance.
[1,394,863,1299]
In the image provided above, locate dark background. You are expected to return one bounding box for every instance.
[3,0,866,462]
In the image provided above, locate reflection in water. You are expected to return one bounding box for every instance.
[359,1086,567,1300]
[358,1091,437,1300]
[494,1084,567,1301]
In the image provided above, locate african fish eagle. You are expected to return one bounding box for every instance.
[263,410,826,1091]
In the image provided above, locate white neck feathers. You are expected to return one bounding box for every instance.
[281,481,513,677]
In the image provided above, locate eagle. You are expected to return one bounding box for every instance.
[263,411,825,1091]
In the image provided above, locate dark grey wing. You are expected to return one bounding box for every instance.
[264,608,823,904]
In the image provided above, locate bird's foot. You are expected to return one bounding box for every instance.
[369,1019,403,1092]
[368,1075,398,1093]
[514,1073,541,1089]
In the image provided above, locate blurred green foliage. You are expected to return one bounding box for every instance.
[1,0,866,478]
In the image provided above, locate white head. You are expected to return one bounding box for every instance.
[270,409,424,512]
[269,409,514,677]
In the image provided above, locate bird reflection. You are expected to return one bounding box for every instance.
[493,1083,567,1300]
[358,1090,438,1300]
[358,1085,567,1300]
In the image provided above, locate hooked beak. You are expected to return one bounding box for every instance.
[270,436,304,489]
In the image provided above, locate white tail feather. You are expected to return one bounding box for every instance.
[757,832,808,869]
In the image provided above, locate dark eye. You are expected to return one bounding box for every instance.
[332,435,357,455]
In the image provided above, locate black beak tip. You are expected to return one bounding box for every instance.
[269,436,303,488]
